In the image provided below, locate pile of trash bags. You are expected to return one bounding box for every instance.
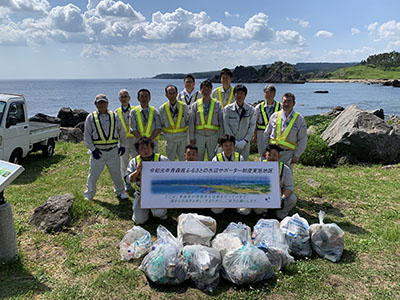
[119,211,345,292]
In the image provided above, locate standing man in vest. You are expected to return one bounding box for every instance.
[189,79,224,161]
[211,68,235,108]
[263,92,307,170]
[159,85,189,161]
[254,84,281,159]
[223,85,256,161]
[177,74,202,109]
[125,137,169,224]
[84,94,128,201]
[129,89,162,153]
[115,89,136,191]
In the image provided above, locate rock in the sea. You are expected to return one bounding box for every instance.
[59,127,84,143]
[29,113,61,124]
[314,91,329,93]
[321,104,400,164]
[57,107,88,127]
[30,194,74,232]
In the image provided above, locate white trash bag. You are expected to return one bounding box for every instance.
[211,222,250,258]
[252,219,294,270]
[119,226,152,260]
[139,225,188,285]
[177,213,216,246]
[222,226,274,285]
[183,245,221,293]
[310,211,345,262]
[280,213,312,258]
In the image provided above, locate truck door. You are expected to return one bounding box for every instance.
[3,101,29,160]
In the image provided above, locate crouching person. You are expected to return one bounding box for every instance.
[257,144,297,219]
[125,137,169,224]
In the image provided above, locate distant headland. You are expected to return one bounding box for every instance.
[152,51,400,86]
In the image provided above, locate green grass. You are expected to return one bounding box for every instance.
[1,141,399,300]
[329,64,400,80]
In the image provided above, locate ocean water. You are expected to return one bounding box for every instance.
[0,78,399,117]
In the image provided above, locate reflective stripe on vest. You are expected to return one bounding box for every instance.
[216,86,234,108]
[93,111,118,145]
[270,111,300,150]
[116,106,134,138]
[262,160,284,179]
[135,106,159,139]
[134,153,161,192]
[195,98,220,131]
[162,101,187,133]
[257,101,280,130]
[217,152,239,161]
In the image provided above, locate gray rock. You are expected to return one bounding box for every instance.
[322,106,344,118]
[30,194,74,232]
[366,109,384,120]
[321,104,400,164]
[74,121,85,133]
[57,107,89,127]
[59,127,84,143]
[306,178,320,188]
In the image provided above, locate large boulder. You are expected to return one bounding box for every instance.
[29,113,61,124]
[59,127,84,143]
[321,104,400,164]
[30,194,74,232]
[57,107,88,127]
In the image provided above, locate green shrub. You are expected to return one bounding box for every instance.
[304,115,333,135]
[300,134,335,167]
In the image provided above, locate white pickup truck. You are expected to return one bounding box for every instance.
[0,93,60,164]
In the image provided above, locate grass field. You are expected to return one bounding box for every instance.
[1,141,400,300]
[329,64,400,80]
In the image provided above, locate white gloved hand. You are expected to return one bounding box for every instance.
[236,140,246,150]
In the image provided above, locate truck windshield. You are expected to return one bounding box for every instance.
[0,101,5,124]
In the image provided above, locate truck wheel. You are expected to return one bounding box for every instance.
[9,150,22,165]
[43,140,55,157]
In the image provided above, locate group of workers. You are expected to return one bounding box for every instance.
[83,68,308,225]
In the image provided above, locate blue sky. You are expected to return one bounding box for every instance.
[1,0,400,79]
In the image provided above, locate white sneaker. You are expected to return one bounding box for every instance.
[118,192,129,200]
[84,196,92,201]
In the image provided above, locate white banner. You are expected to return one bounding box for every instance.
[140,161,281,209]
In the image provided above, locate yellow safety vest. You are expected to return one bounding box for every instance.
[92,111,118,145]
[134,153,161,192]
[216,86,234,108]
[116,106,134,138]
[135,106,159,140]
[195,98,220,131]
[257,101,280,130]
[270,111,300,150]
[217,152,240,161]
[162,101,187,133]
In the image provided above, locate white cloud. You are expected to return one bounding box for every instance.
[190,21,231,40]
[48,4,85,33]
[0,23,26,45]
[0,0,49,14]
[224,11,239,18]
[95,0,144,19]
[275,30,305,46]
[314,30,333,38]
[286,17,310,28]
[368,20,400,41]
[351,28,360,35]
[316,46,375,62]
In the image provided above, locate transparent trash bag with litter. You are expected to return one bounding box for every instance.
[120,226,152,260]
[252,219,294,270]
[211,222,251,258]
[280,213,312,258]
[221,225,274,285]
[310,211,345,262]
[183,245,221,293]
[177,213,216,246]
[139,225,188,285]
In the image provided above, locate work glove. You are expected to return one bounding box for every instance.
[281,195,286,208]
[118,147,126,156]
[236,140,246,150]
[92,148,102,159]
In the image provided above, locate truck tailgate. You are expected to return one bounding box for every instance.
[29,121,60,145]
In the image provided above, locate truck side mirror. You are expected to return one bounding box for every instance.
[6,116,17,128]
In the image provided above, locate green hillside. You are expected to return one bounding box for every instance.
[329,64,400,79]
